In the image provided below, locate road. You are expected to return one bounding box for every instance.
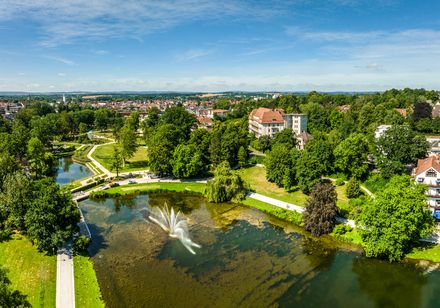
[56,242,75,308]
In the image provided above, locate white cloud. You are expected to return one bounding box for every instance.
[92,49,109,55]
[57,72,66,77]
[0,0,279,46]
[176,49,213,61]
[43,55,76,66]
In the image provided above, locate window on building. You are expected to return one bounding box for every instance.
[427,169,437,177]
[418,177,424,183]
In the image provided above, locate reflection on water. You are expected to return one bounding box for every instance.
[55,157,93,185]
[80,193,440,308]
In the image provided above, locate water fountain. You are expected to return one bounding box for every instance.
[149,203,201,254]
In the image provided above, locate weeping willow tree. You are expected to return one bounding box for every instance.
[206,161,248,203]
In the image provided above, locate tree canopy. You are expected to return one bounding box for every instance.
[358,175,434,262]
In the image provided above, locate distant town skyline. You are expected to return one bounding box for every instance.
[1,0,440,92]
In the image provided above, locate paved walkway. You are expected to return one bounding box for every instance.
[56,242,75,308]
[87,141,116,177]
[247,192,356,228]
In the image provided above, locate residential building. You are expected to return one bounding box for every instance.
[248,107,285,138]
[283,113,308,135]
[375,125,392,139]
[414,156,440,208]
[248,107,309,148]
[427,137,440,156]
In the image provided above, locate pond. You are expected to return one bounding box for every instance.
[55,157,93,185]
[80,193,440,307]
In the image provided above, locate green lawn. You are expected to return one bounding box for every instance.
[238,166,349,209]
[241,197,303,225]
[74,254,105,308]
[0,234,56,307]
[92,143,149,173]
[238,166,308,206]
[407,243,440,263]
[103,181,207,196]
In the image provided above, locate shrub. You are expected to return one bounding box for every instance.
[333,224,352,236]
[89,191,109,199]
[73,235,91,254]
[346,178,362,198]
[335,178,345,186]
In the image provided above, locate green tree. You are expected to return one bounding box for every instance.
[334,133,370,179]
[206,162,248,203]
[296,151,325,194]
[358,175,434,262]
[148,124,181,174]
[272,129,297,149]
[172,144,204,178]
[118,124,137,165]
[346,177,361,198]
[188,129,212,165]
[303,182,338,236]
[0,171,32,231]
[304,133,335,175]
[27,137,53,178]
[265,144,292,186]
[111,148,123,177]
[160,106,196,139]
[237,146,247,168]
[375,125,429,178]
[25,178,80,252]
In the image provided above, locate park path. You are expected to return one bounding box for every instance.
[56,242,75,308]
[247,192,356,228]
[87,141,116,178]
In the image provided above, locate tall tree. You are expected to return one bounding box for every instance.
[296,151,325,194]
[118,124,137,165]
[160,106,196,139]
[25,178,80,252]
[334,133,370,179]
[375,125,429,178]
[27,137,53,178]
[111,148,123,177]
[303,182,338,236]
[172,144,204,178]
[148,124,181,174]
[265,144,292,186]
[206,162,248,203]
[272,129,297,150]
[358,175,434,262]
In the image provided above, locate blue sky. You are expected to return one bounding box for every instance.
[1,0,440,92]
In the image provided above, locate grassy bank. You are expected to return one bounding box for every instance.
[241,197,303,225]
[0,234,56,307]
[92,143,148,173]
[74,254,105,308]
[98,181,207,197]
[238,166,308,206]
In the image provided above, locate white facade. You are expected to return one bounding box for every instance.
[284,114,308,135]
[415,168,440,207]
[249,120,284,138]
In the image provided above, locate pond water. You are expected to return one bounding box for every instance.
[80,193,440,308]
[55,157,93,185]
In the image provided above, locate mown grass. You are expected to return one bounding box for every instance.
[238,166,350,210]
[241,197,303,225]
[238,166,308,206]
[102,182,207,197]
[74,253,105,308]
[92,143,149,173]
[407,243,440,263]
[0,234,56,307]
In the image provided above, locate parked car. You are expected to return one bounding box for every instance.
[128,179,137,184]
[433,209,440,220]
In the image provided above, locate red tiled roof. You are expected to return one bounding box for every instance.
[394,108,407,117]
[415,156,440,176]
[249,107,284,124]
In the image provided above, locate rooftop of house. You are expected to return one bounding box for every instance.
[415,156,440,176]
[249,107,284,124]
